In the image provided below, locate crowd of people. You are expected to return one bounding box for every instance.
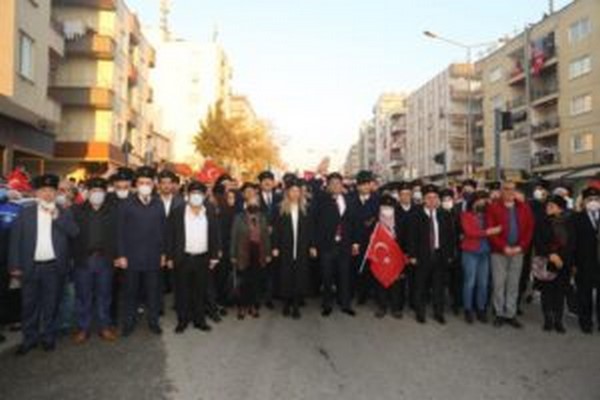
[0,165,599,356]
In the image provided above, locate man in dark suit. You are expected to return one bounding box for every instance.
[349,170,379,304]
[407,184,455,324]
[156,169,185,298]
[572,186,600,334]
[313,172,360,317]
[395,181,418,311]
[115,166,166,337]
[71,177,118,344]
[257,170,281,309]
[8,174,79,355]
[167,181,220,334]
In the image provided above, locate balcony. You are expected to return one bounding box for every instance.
[532,84,559,108]
[532,117,560,138]
[65,33,115,59]
[148,48,156,68]
[52,0,117,10]
[127,107,138,127]
[509,96,526,110]
[48,87,114,109]
[49,17,65,56]
[449,63,475,79]
[129,14,141,45]
[532,149,561,169]
[507,126,529,141]
[127,63,138,86]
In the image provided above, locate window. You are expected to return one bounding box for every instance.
[489,66,503,83]
[569,55,592,79]
[570,94,592,116]
[18,32,34,81]
[491,95,503,111]
[569,18,591,44]
[572,133,593,153]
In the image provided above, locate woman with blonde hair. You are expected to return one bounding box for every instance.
[272,178,316,319]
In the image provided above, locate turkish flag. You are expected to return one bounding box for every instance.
[196,160,225,184]
[6,168,31,192]
[531,45,545,76]
[366,223,408,288]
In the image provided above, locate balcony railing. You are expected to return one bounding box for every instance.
[532,84,559,104]
[127,63,138,86]
[509,96,526,109]
[48,87,114,109]
[507,126,529,141]
[532,117,560,137]
[52,0,117,10]
[65,33,115,59]
[532,149,561,168]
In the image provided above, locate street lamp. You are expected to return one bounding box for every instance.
[423,31,504,178]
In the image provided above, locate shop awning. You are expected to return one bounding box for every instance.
[565,165,600,180]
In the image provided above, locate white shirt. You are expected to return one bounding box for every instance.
[162,195,173,217]
[336,194,346,216]
[262,191,273,207]
[184,205,208,255]
[291,203,299,260]
[588,211,600,230]
[34,205,56,262]
[401,203,411,212]
[425,208,440,250]
[359,194,370,205]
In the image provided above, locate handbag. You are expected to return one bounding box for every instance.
[531,256,557,282]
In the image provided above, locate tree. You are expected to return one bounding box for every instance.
[194,101,281,178]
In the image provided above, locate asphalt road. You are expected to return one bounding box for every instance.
[0,299,599,400]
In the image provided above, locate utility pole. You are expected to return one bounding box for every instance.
[524,25,533,174]
[548,0,555,14]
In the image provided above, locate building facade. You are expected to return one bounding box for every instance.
[476,0,600,180]
[406,63,481,181]
[372,93,408,180]
[343,143,360,178]
[0,0,64,175]
[47,0,158,177]
[147,34,233,168]
[357,119,376,171]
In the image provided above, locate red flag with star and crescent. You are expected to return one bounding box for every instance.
[366,223,408,288]
[196,160,225,184]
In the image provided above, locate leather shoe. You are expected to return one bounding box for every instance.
[321,306,332,317]
[193,321,212,332]
[73,330,88,344]
[342,308,356,317]
[15,343,36,356]
[434,314,446,325]
[148,324,163,335]
[99,328,118,341]
[174,322,188,334]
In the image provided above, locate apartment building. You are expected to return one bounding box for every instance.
[0,0,64,175]
[372,93,409,180]
[406,63,481,181]
[476,0,600,180]
[47,0,157,176]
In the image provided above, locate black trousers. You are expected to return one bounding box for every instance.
[415,252,446,317]
[175,254,209,324]
[376,278,404,312]
[355,250,376,302]
[540,276,567,321]
[577,275,600,328]
[123,269,160,328]
[320,244,352,309]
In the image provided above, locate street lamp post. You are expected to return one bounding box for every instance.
[423,31,503,179]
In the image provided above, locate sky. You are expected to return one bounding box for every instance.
[127,0,572,171]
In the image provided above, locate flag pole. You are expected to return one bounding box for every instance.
[358,222,379,274]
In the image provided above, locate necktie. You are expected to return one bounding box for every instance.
[429,211,435,252]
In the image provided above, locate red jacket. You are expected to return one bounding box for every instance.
[460,211,489,252]
[485,200,534,254]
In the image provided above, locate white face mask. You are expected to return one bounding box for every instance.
[533,189,546,201]
[189,193,205,207]
[380,206,395,218]
[39,199,56,211]
[390,192,400,201]
[137,185,153,197]
[586,200,600,213]
[442,200,454,210]
[89,191,106,207]
[116,189,129,199]
[55,194,68,206]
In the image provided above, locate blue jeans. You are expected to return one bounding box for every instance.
[462,252,490,312]
[74,255,113,332]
